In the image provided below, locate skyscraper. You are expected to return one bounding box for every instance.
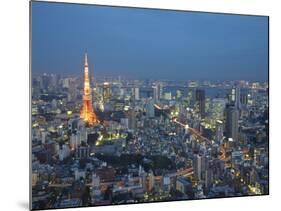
[128,109,136,129]
[133,87,140,101]
[193,154,203,181]
[229,86,241,109]
[215,120,224,143]
[240,93,248,106]
[225,105,239,142]
[102,82,110,103]
[196,89,206,118]
[152,82,162,103]
[80,53,99,125]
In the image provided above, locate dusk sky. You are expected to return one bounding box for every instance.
[31,2,268,81]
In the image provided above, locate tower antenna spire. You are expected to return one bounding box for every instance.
[85,52,88,66]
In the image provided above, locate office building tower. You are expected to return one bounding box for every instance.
[102,82,110,103]
[196,89,206,118]
[225,105,239,142]
[193,154,203,181]
[128,109,136,129]
[152,82,162,103]
[134,87,140,101]
[215,120,224,143]
[204,160,213,190]
[240,93,248,106]
[230,86,241,109]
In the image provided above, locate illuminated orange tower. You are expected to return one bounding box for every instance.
[80,53,98,125]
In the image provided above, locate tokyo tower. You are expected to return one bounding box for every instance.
[80,53,98,125]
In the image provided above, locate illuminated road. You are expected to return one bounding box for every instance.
[176,167,193,177]
[154,103,212,145]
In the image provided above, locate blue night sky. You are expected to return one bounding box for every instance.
[31,1,268,81]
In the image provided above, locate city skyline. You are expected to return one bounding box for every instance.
[32,2,268,81]
[31,2,269,210]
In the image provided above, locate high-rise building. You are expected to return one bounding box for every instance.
[240,93,248,106]
[70,133,81,150]
[152,82,162,103]
[204,159,213,190]
[193,154,203,181]
[80,53,99,125]
[225,105,239,142]
[229,86,241,109]
[50,73,58,90]
[41,73,50,90]
[196,89,206,118]
[134,87,140,101]
[102,82,110,103]
[128,109,136,129]
[91,173,102,203]
[215,120,224,143]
